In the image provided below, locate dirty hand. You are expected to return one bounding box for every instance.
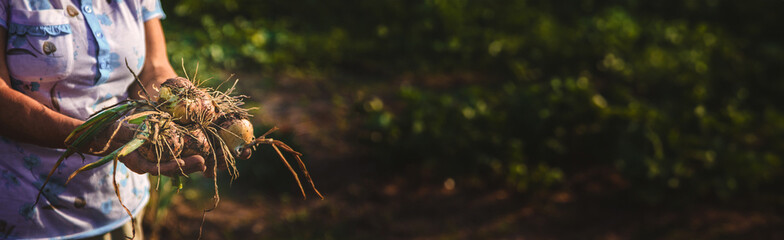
[80,118,207,177]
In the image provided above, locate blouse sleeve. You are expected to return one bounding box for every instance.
[140,0,165,21]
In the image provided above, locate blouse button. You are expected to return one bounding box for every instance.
[67,6,80,17]
[43,42,57,55]
[82,5,93,14]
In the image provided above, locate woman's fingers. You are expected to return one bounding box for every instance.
[85,119,137,155]
[140,159,183,176]
[121,151,207,177]
[178,155,207,175]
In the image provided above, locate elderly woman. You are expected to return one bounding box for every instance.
[0,0,208,238]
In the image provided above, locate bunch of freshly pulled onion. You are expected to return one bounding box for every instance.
[36,73,323,239]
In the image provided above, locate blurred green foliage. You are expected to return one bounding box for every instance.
[162,0,784,202]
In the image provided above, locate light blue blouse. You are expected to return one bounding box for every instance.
[0,0,164,238]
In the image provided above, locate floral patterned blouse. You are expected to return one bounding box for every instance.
[0,0,163,238]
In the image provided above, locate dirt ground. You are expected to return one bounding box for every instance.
[144,164,784,240]
[143,74,784,240]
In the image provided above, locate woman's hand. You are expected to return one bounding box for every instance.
[83,118,207,177]
[121,152,207,177]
